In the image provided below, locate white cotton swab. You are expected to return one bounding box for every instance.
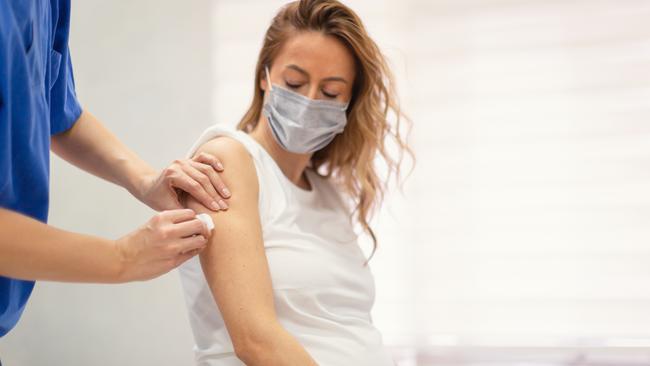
[196,213,215,232]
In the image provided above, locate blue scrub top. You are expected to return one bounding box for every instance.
[0,0,82,337]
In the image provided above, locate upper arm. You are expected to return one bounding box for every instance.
[184,136,279,351]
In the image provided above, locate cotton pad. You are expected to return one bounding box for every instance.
[196,213,215,232]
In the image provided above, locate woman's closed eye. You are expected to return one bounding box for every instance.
[286,81,303,89]
[322,90,339,99]
[285,81,340,99]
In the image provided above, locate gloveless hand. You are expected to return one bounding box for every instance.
[115,209,211,282]
[138,152,231,212]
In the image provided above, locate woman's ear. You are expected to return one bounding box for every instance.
[260,69,268,92]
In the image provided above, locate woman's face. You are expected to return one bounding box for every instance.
[261,31,357,104]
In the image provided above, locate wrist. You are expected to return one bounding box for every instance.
[111,237,131,283]
[129,169,158,203]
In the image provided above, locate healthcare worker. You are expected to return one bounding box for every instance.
[0,0,232,348]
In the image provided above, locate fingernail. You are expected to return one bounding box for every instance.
[218,199,229,209]
[222,188,231,197]
[217,163,224,170]
[211,201,220,211]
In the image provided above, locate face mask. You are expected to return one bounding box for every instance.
[262,66,349,154]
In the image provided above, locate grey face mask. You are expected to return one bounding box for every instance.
[263,66,349,154]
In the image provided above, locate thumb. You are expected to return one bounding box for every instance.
[152,192,183,212]
[169,187,186,208]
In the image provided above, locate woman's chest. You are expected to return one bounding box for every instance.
[262,207,376,311]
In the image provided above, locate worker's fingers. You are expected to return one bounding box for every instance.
[174,249,202,267]
[179,244,206,257]
[193,152,225,172]
[190,161,230,203]
[179,247,203,257]
[169,173,221,212]
[193,152,230,199]
[173,235,208,256]
[173,217,210,239]
[183,164,223,208]
[160,209,197,224]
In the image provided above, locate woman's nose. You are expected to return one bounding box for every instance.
[305,85,320,100]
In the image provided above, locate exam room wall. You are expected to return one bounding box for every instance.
[0,1,212,365]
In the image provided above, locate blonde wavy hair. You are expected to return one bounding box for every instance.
[238,0,413,265]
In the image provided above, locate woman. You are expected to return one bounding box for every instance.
[179,0,411,364]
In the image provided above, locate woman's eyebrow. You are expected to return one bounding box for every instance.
[286,64,348,84]
[322,76,348,84]
[286,64,309,77]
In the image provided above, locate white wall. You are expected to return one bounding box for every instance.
[0,1,212,365]
[384,0,650,344]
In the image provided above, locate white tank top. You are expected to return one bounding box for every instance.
[178,125,395,366]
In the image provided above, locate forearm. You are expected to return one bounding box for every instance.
[237,323,319,365]
[0,208,123,283]
[50,110,155,200]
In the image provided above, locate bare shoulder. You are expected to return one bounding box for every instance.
[189,135,259,210]
[195,135,252,170]
[195,136,249,157]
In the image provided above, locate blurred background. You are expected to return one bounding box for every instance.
[1,0,650,365]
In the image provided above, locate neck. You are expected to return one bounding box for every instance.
[249,115,313,189]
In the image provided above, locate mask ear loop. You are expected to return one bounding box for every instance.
[265,65,273,91]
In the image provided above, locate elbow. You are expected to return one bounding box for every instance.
[233,342,260,364]
[232,324,280,364]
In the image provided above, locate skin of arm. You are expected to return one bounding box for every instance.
[0,208,122,282]
[50,110,158,203]
[0,207,209,283]
[51,110,230,212]
[184,137,318,366]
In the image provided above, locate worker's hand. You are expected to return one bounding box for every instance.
[115,209,211,281]
[137,152,231,212]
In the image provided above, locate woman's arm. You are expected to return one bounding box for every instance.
[184,136,318,366]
